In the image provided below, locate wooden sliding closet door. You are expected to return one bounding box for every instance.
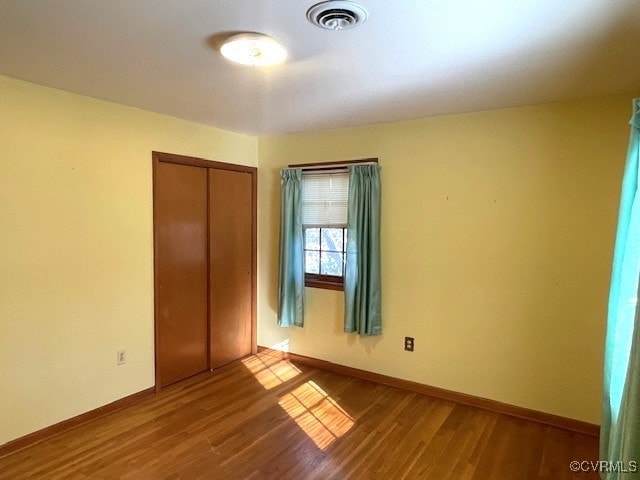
[154,162,209,388]
[209,169,253,369]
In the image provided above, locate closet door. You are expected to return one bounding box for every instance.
[209,169,253,368]
[154,162,209,387]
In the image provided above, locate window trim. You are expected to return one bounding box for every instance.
[293,158,378,291]
[305,273,344,291]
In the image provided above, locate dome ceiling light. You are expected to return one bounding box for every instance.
[220,33,287,67]
[306,1,368,31]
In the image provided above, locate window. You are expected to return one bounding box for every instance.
[304,227,347,289]
[301,171,349,290]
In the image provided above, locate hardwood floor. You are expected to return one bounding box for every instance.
[0,350,599,479]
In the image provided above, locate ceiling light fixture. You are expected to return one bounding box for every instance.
[220,33,287,67]
[306,1,368,31]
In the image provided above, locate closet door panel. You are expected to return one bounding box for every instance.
[209,169,253,368]
[155,162,209,387]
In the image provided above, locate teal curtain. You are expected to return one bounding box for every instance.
[601,98,640,480]
[277,169,305,327]
[344,164,382,335]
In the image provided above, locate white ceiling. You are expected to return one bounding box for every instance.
[1,0,639,136]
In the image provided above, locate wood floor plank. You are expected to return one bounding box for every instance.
[0,352,599,480]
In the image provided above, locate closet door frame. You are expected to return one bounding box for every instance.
[152,151,257,392]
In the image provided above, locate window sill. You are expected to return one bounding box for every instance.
[305,276,344,291]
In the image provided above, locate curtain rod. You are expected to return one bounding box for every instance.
[283,161,378,172]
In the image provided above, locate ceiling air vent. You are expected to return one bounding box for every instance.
[306,1,368,31]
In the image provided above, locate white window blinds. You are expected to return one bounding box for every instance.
[301,172,349,227]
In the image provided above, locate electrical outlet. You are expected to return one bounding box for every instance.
[117,350,127,365]
[404,337,414,352]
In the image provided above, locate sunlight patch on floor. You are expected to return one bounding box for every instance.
[278,381,354,450]
[241,349,300,389]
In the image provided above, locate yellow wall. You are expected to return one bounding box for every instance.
[257,94,637,424]
[0,75,257,444]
